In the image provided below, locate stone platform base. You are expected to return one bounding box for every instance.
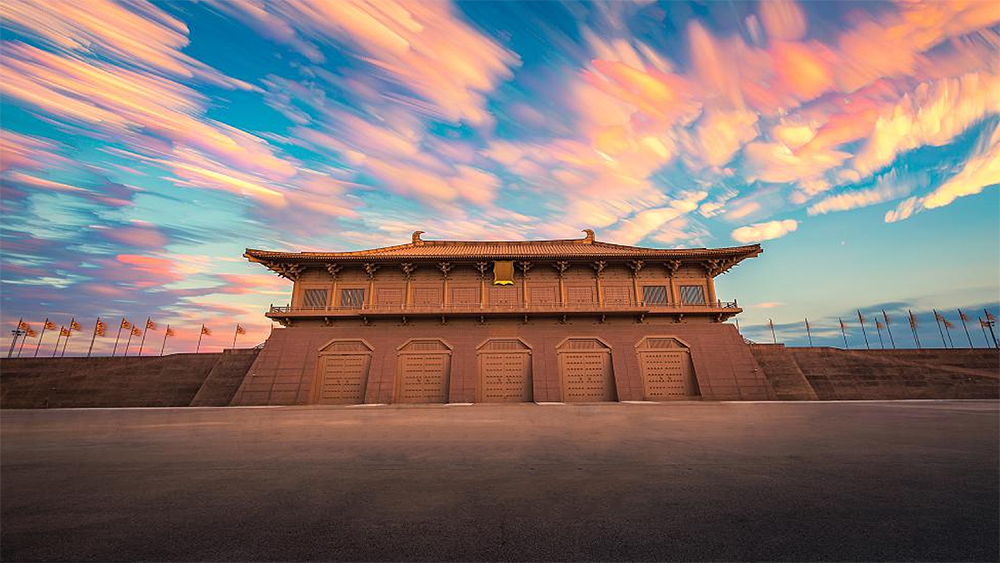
[231,321,772,405]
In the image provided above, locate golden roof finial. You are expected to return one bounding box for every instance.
[411,230,425,245]
[582,229,595,243]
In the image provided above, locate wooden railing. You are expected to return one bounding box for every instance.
[268,300,738,315]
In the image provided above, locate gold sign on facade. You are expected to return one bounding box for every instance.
[493,261,514,285]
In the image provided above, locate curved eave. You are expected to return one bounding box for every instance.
[244,244,763,263]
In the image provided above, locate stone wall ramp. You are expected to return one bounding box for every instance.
[749,344,817,400]
[190,349,260,406]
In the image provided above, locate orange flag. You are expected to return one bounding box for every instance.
[165,326,176,337]
[18,320,30,331]
[59,326,70,337]
[45,320,57,330]
[146,319,157,330]
[131,326,141,337]
[95,319,106,336]
[201,326,212,336]
[70,320,81,331]
[236,324,246,335]
[25,328,37,337]
[121,318,131,329]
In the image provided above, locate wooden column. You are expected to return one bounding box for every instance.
[363,263,379,309]
[476,262,488,308]
[554,261,569,304]
[326,264,342,308]
[707,277,718,305]
[592,261,606,306]
[518,262,532,306]
[401,263,415,308]
[628,260,644,304]
[438,262,453,306]
[666,261,680,304]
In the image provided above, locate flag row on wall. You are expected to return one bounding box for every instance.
[764,308,998,349]
[6,317,248,358]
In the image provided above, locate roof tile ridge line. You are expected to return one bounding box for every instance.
[416,237,590,246]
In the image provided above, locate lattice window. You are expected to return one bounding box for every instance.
[302,289,328,308]
[530,286,557,304]
[340,288,365,308]
[679,285,706,305]
[567,286,594,304]
[413,287,442,306]
[604,286,631,304]
[451,286,478,305]
[376,288,402,306]
[642,285,668,305]
[490,286,517,306]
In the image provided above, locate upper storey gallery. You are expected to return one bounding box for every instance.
[246,230,762,324]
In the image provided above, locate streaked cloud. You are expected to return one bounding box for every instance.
[731,219,799,243]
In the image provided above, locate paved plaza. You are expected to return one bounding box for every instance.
[2,401,998,561]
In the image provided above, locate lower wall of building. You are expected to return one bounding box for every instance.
[230,318,774,405]
[0,349,258,408]
[751,344,999,400]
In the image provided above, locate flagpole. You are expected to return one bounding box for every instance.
[197,324,204,353]
[138,317,149,357]
[875,322,885,349]
[944,319,954,348]
[933,310,947,348]
[112,318,125,357]
[7,318,22,358]
[88,317,99,357]
[804,318,813,346]
[909,310,921,349]
[839,318,849,349]
[882,310,896,349]
[17,329,29,357]
[857,310,870,350]
[985,309,998,349]
[124,327,134,357]
[34,318,49,357]
[232,325,238,349]
[768,318,776,344]
[52,327,63,357]
[61,317,74,357]
[958,310,973,348]
[160,325,169,356]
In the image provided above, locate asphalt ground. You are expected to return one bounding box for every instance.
[1,401,997,562]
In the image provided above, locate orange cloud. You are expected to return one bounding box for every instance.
[219,0,519,126]
[0,0,252,89]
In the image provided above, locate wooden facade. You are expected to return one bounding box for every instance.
[232,231,774,404]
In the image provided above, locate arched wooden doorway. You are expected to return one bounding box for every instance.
[394,339,452,403]
[312,339,373,404]
[556,337,616,402]
[635,337,699,400]
[476,338,533,403]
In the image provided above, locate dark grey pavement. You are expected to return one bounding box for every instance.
[2,401,998,562]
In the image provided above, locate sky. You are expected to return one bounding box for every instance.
[1,0,998,356]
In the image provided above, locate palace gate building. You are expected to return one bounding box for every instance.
[231,230,773,405]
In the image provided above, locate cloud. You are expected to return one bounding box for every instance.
[218,0,520,126]
[0,0,253,89]
[885,122,1000,222]
[731,219,799,243]
[807,169,926,216]
[852,72,1000,178]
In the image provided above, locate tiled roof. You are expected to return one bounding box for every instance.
[245,230,763,263]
